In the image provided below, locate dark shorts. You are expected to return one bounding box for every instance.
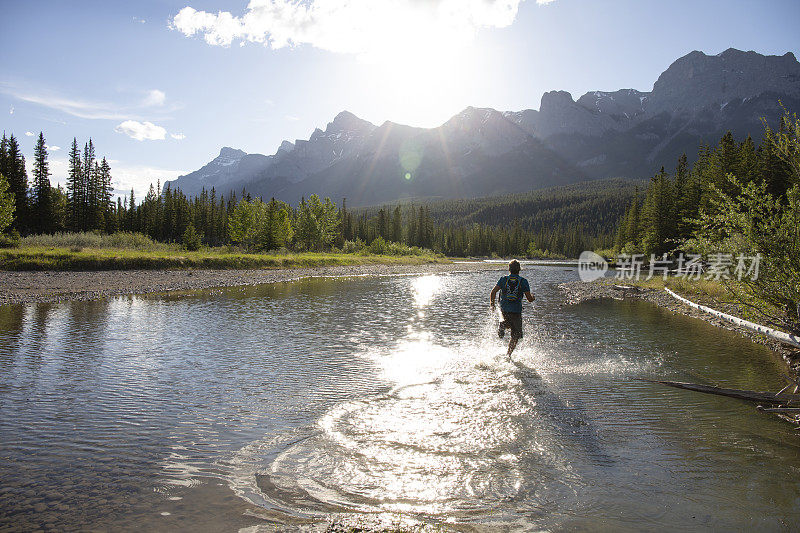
[500,311,523,340]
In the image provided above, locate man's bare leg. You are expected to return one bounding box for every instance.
[507,337,519,356]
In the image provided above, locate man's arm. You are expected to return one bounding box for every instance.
[525,291,535,302]
[490,285,500,309]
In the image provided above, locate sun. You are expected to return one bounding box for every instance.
[359,36,477,127]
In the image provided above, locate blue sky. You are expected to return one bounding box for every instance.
[1,0,799,197]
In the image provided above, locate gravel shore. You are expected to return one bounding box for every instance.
[560,277,800,375]
[0,261,504,307]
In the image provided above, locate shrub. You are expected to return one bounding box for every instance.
[182,224,202,251]
[342,238,366,254]
[0,229,20,248]
[368,236,388,255]
[21,231,168,251]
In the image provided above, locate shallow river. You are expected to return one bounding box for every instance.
[1,266,799,531]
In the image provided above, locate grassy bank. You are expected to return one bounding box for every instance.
[0,246,449,271]
[0,231,449,271]
[625,276,733,308]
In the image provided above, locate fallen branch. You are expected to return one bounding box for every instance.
[645,379,800,405]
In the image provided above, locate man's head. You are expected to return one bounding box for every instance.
[509,259,521,274]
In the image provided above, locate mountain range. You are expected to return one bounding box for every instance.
[166,48,800,206]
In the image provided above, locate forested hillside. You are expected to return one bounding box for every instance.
[615,109,799,333]
[350,178,639,258]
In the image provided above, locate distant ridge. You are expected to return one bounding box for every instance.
[166,48,800,206]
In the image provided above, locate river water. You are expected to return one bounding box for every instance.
[1,266,799,531]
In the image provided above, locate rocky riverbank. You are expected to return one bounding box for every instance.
[559,278,800,375]
[0,261,504,307]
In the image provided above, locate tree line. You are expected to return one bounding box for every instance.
[615,121,796,256]
[614,110,799,333]
[0,132,114,236]
[1,130,634,258]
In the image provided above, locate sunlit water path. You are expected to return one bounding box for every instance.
[1,267,799,531]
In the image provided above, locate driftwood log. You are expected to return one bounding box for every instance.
[646,379,800,428]
[645,380,800,405]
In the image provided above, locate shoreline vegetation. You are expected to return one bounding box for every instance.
[0,230,451,271]
[0,245,450,271]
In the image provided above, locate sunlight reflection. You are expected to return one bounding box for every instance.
[376,336,454,386]
[411,275,442,308]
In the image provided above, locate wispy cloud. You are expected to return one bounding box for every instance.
[25,131,34,136]
[46,145,61,151]
[170,133,186,140]
[9,91,131,120]
[9,105,13,115]
[285,115,299,121]
[1,84,176,121]
[171,0,527,60]
[115,120,167,141]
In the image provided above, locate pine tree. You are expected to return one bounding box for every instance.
[127,188,136,231]
[641,167,675,255]
[0,172,15,233]
[391,205,402,243]
[738,136,758,185]
[623,192,641,250]
[31,132,52,233]
[99,157,112,231]
[66,138,83,231]
[0,134,8,187]
[713,131,740,197]
[3,135,28,232]
[82,140,96,230]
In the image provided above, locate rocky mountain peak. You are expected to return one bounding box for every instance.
[649,48,800,113]
[441,106,531,156]
[217,147,246,160]
[325,110,375,134]
[576,89,650,118]
[276,140,295,154]
[445,106,507,129]
[540,90,575,110]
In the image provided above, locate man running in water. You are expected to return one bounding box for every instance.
[490,260,535,356]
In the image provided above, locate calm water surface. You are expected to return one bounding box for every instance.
[1,267,799,531]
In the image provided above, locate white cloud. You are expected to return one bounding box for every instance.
[46,145,61,151]
[25,131,34,136]
[170,132,186,140]
[133,17,146,24]
[143,89,166,107]
[115,120,167,141]
[172,0,525,60]
[9,105,13,115]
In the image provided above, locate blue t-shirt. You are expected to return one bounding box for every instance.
[497,275,530,313]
